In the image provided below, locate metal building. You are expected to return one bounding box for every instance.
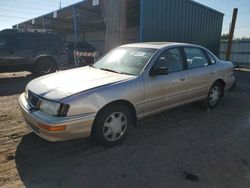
[13,0,223,55]
[220,40,250,67]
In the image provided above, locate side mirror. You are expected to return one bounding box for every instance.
[150,66,168,76]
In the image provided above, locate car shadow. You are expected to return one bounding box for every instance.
[15,103,205,188]
[15,133,109,187]
[0,73,35,96]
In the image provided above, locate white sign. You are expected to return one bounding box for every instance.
[93,0,99,6]
[32,19,35,24]
[53,11,57,18]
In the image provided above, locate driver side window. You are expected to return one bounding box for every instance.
[154,48,184,73]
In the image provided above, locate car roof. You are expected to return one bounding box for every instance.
[121,42,201,49]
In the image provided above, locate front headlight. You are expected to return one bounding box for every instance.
[39,99,61,116]
[39,99,70,116]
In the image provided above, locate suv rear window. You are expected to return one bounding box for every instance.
[14,33,32,49]
[36,34,63,50]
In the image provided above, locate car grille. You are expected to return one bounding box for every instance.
[28,90,41,108]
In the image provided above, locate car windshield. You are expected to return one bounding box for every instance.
[91,47,157,75]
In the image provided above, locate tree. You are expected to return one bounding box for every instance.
[221,33,229,40]
[235,36,250,40]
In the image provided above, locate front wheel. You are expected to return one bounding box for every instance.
[202,82,223,109]
[93,104,132,147]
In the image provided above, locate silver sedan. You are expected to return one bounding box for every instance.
[19,42,235,146]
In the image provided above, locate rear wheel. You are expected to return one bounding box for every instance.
[34,58,57,76]
[202,82,224,109]
[93,104,132,147]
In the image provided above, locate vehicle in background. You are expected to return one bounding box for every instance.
[65,41,96,66]
[0,29,67,75]
[19,42,235,146]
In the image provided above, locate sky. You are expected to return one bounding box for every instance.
[0,0,249,38]
[198,0,250,38]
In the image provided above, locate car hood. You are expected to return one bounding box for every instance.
[27,66,134,101]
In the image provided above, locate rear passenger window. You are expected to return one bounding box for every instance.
[184,48,209,69]
[155,48,184,73]
[207,52,216,64]
[15,34,32,49]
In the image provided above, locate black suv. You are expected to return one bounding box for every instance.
[0,29,67,75]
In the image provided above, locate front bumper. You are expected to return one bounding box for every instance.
[18,93,95,142]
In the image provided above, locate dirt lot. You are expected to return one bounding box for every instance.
[0,69,250,188]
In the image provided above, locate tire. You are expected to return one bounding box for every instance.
[201,82,224,109]
[34,58,57,76]
[78,57,87,67]
[93,104,132,147]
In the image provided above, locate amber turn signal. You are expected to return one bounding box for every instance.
[38,124,66,131]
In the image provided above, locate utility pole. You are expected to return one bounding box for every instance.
[59,1,62,9]
[226,8,238,61]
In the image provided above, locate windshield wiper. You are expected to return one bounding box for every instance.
[119,72,135,76]
[100,68,120,74]
[100,68,135,76]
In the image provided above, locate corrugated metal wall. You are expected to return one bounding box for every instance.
[220,40,250,67]
[85,31,105,53]
[103,0,127,51]
[141,0,223,55]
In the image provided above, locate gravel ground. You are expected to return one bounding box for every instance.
[0,69,250,188]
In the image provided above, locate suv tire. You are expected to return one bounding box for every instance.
[34,58,57,76]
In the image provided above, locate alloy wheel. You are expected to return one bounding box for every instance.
[209,86,221,106]
[103,112,127,141]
